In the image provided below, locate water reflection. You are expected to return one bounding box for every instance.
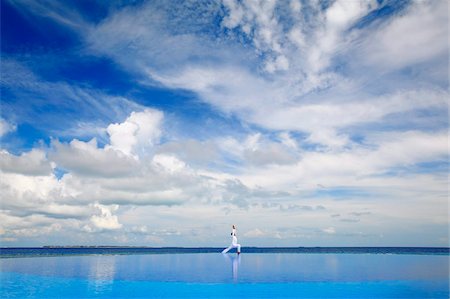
[87,256,117,293]
[222,253,240,282]
[0,253,448,283]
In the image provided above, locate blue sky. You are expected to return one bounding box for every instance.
[0,0,448,247]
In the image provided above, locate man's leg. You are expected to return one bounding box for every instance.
[237,244,241,254]
[222,245,233,254]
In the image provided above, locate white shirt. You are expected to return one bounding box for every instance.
[231,228,238,245]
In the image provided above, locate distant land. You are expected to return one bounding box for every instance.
[2,246,449,252]
[1,246,449,258]
[0,246,448,249]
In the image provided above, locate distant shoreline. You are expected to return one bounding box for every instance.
[0,245,450,251]
[1,246,449,258]
[2,246,448,249]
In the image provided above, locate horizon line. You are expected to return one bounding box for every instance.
[2,246,449,249]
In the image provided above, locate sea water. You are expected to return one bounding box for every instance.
[0,248,448,298]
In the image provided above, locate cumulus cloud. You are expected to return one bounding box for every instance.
[48,142,199,206]
[0,149,53,176]
[152,154,186,174]
[50,138,138,177]
[157,139,218,166]
[49,109,164,176]
[106,109,163,156]
[0,211,66,242]
[0,108,202,240]
[89,203,122,230]
[0,171,56,202]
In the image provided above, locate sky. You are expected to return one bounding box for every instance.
[0,0,448,247]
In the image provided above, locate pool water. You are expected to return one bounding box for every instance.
[1,253,448,298]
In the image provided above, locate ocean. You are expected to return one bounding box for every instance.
[1,247,448,298]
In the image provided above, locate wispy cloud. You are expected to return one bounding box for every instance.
[83,0,447,149]
[1,59,144,139]
[0,118,16,137]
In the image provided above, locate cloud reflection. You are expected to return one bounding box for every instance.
[88,256,117,293]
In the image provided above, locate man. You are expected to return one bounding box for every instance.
[222,224,241,254]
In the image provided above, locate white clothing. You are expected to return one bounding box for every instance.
[222,242,241,254]
[222,229,241,253]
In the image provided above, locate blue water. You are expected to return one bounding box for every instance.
[1,246,449,257]
[1,248,449,298]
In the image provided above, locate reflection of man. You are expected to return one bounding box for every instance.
[222,224,241,254]
[223,251,241,282]
[231,254,240,281]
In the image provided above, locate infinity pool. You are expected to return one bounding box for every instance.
[1,252,448,298]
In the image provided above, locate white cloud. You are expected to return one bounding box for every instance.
[0,149,53,175]
[0,118,16,137]
[50,138,138,177]
[236,130,448,193]
[221,0,378,82]
[0,109,202,240]
[278,132,298,150]
[361,1,448,70]
[82,1,447,153]
[84,2,447,152]
[265,55,289,73]
[152,154,186,174]
[106,109,163,156]
[221,0,245,29]
[1,59,144,138]
[289,0,301,14]
[322,227,336,234]
[249,89,446,134]
[0,172,62,211]
[325,1,375,28]
[6,0,88,31]
[244,1,283,70]
[215,133,298,167]
[0,210,72,242]
[89,203,122,230]
[308,0,378,73]
[244,228,266,238]
[157,139,218,166]
[11,223,63,238]
[244,143,297,166]
[50,109,162,176]
[222,0,282,57]
[365,131,448,169]
[305,129,350,150]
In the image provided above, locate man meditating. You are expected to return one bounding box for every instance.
[222,224,241,254]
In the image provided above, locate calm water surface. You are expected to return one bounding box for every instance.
[1,251,448,298]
